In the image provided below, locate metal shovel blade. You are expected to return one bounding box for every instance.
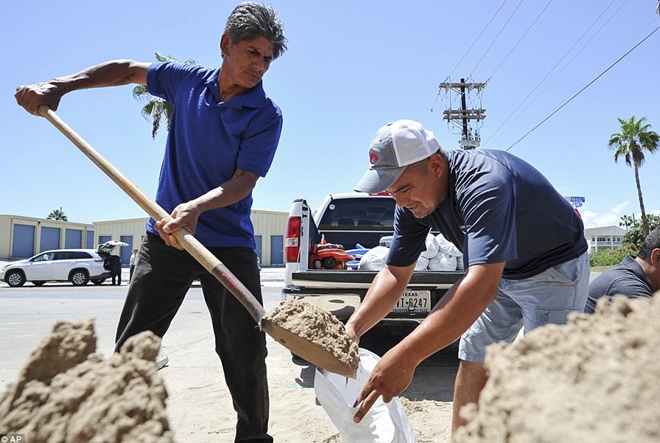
[261,317,357,378]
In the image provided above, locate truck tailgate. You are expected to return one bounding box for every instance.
[285,270,464,322]
[290,270,464,289]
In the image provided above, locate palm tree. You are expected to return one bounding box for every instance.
[133,52,195,139]
[619,214,635,230]
[609,116,659,237]
[47,207,68,221]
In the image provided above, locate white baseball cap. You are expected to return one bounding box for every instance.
[354,119,440,193]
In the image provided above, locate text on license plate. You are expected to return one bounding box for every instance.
[392,290,431,314]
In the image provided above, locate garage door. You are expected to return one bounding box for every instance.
[65,228,83,248]
[11,224,35,258]
[40,227,60,252]
[270,235,283,266]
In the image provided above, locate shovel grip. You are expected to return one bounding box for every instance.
[38,105,266,323]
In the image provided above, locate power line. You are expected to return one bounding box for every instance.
[449,0,510,79]
[470,0,525,77]
[432,0,525,147]
[486,0,554,80]
[505,24,660,152]
[426,0,509,125]
[484,0,623,148]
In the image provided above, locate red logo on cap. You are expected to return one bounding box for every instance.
[369,152,379,165]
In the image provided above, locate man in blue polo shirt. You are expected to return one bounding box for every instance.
[585,226,660,313]
[345,119,589,435]
[15,3,287,441]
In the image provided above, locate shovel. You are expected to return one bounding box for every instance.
[35,105,356,377]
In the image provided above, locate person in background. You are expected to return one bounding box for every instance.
[345,119,589,435]
[108,254,122,285]
[585,226,660,313]
[129,248,138,282]
[15,3,287,441]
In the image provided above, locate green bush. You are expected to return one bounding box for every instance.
[589,249,629,267]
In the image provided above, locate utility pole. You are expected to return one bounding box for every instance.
[440,78,487,149]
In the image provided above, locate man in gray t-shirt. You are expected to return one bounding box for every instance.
[345,120,590,436]
[585,227,660,313]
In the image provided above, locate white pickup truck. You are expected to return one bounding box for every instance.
[283,192,464,324]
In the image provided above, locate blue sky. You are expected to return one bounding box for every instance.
[2,0,659,229]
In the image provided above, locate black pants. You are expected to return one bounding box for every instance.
[111,267,121,285]
[115,233,272,443]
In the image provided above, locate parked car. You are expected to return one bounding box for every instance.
[1,248,112,287]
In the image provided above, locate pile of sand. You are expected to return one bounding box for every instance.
[0,319,172,443]
[454,293,660,443]
[262,300,360,377]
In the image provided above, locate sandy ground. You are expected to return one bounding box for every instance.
[161,297,458,443]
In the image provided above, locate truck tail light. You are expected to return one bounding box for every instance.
[285,216,301,262]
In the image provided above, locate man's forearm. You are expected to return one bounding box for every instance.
[192,170,260,213]
[50,60,150,93]
[16,60,150,115]
[346,263,415,338]
[397,262,505,365]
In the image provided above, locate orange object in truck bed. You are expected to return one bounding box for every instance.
[310,243,355,270]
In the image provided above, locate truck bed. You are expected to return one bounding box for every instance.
[283,193,465,323]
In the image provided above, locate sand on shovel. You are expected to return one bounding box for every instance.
[453,292,660,443]
[261,299,360,378]
[0,318,172,443]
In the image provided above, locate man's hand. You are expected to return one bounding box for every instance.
[15,82,62,115]
[344,322,360,345]
[154,202,202,250]
[352,348,415,423]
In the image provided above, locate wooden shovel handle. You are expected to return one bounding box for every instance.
[38,105,266,323]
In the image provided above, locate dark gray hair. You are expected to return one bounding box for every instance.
[638,226,660,260]
[224,2,287,59]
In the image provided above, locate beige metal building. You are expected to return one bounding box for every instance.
[0,215,95,260]
[0,209,288,267]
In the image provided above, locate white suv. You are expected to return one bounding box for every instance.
[1,248,111,287]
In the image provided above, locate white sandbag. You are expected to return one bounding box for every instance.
[358,246,390,271]
[435,233,462,257]
[314,348,418,443]
[414,255,429,271]
[420,234,439,258]
[434,233,464,270]
[428,253,457,271]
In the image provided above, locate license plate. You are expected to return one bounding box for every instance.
[391,290,431,314]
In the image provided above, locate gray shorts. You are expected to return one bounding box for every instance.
[458,252,590,363]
